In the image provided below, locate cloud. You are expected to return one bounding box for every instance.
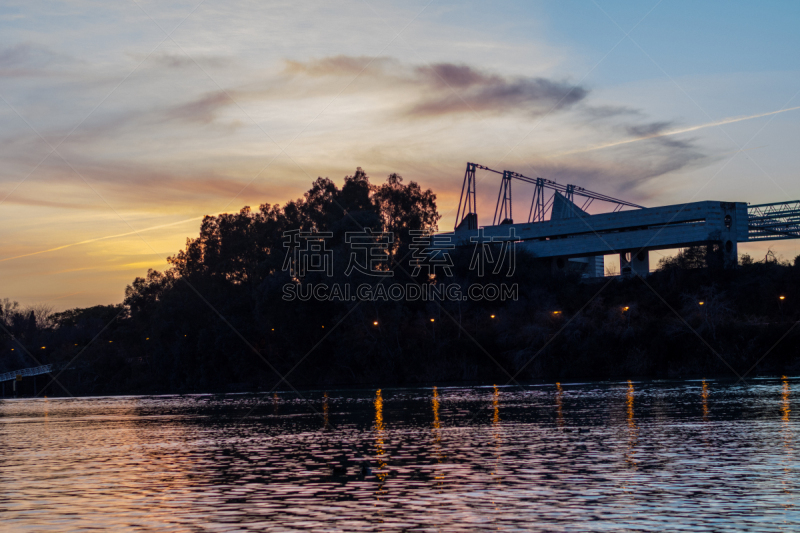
[147,53,233,70]
[499,121,707,203]
[164,90,236,124]
[0,43,72,76]
[0,47,710,219]
[554,105,800,159]
[625,121,694,151]
[581,104,641,120]
[416,63,489,89]
[0,44,32,66]
[285,55,589,118]
[408,72,587,117]
[0,216,208,263]
[626,121,672,138]
[284,55,397,77]
[509,148,705,206]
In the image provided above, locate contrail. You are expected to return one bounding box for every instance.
[0,215,210,263]
[554,105,800,157]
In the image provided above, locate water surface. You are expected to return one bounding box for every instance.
[1,378,797,531]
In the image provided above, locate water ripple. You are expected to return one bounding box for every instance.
[0,379,797,531]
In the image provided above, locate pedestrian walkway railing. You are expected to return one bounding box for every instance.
[0,364,53,383]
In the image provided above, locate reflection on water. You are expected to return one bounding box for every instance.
[373,389,387,483]
[322,392,329,430]
[783,377,791,423]
[432,386,445,488]
[625,380,638,468]
[626,380,636,428]
[491,385,503,487]
[432,386,440,431]
[492,384,500,426]
[781,377,793,508]
[1,379,798,532]
[555,381,564,427]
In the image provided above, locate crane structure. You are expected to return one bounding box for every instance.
[449,162,800,276]
[455,162,643,231]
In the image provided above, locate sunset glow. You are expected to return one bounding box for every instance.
[2,1,799,309]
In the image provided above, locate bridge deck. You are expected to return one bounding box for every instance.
[449,200,748,259]
[0,364,53,383]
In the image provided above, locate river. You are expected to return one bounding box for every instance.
[1,378,797,531]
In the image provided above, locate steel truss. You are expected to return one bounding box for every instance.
[748,201,800,240]
[455,162,643,229]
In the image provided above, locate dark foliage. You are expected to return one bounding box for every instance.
[2,170,799,395]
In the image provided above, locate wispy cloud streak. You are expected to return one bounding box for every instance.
[554,106,800,157]
[0,216,211,263]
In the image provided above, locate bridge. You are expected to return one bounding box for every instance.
[449,162,800,276]
[1,364,53,397]
[0,364,53,383]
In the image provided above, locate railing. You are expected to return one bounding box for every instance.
[748,201,800,240]
[0,364,53,383]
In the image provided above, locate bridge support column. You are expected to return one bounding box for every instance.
[584,255,604,278]
[551,256,567,275]
[620,250,649,276]
[719,202,741,269]
[722,238,737,269]
[707,240,738,269]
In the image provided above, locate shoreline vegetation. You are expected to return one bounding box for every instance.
[2,169,799,396]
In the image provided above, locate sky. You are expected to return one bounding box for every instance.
[1,0,799,310]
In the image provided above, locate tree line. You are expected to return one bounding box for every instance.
[2,168,799,395]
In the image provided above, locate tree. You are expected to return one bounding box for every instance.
[657,246,707,270]
[125,269,173,317]
[52,305,125,329]
[373,173,440,269]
